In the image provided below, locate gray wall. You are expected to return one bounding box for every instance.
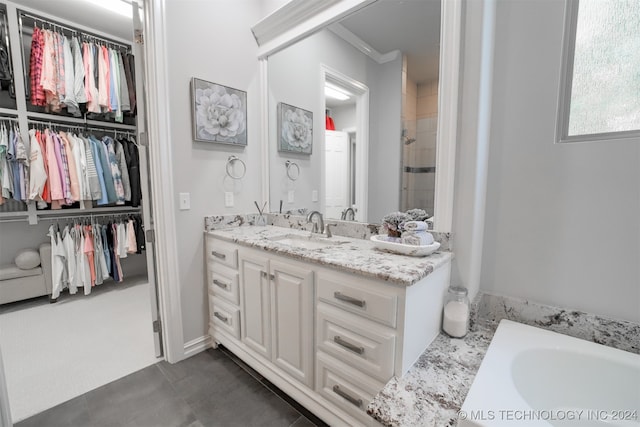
[476,0,639,322]
[164,0,264,343]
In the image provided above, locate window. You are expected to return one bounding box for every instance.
[556,0,640,143]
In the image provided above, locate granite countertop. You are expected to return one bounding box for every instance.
[367,326,495,427]
[206,226,452,286]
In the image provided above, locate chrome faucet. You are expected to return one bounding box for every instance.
[341,207,355,221]
[306,211,324,234]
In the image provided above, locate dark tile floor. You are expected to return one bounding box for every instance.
[16,346,328,427]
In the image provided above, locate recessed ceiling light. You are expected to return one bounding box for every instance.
[84,0,137,19]
[324,83,352,101]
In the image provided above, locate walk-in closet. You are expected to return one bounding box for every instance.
[0,1,160,422]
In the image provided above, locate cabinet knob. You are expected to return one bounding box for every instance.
[211,251,226,260]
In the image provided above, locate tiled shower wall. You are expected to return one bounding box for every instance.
[402,77,438,215]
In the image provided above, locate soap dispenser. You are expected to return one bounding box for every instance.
[442,286,470,338]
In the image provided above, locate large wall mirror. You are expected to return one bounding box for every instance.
[256,0,461,231]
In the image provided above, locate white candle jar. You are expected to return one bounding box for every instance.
[442,286,470,338]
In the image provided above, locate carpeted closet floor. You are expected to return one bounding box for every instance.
[0,276,158,422]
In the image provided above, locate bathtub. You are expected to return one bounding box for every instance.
[458,320,640,427]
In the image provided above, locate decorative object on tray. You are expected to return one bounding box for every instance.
[191,77,247,145]
[370,235,440,257]
[278,102,313,154]
[405,208,429,222]
[401,221,434,246]
[381,211,410,239]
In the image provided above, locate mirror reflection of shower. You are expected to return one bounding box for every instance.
[401,54,438,217]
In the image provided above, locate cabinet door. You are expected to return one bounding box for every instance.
[239,252,271,360]
[270,259,314,387]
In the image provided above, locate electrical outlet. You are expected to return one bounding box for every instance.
[225,192,234,207]
[179,193,190,210]
[311,190,318,202]
[287,190,295,203]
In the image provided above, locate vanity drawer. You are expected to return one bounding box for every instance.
[209,297,240,339]
[206,236,238,269]
[317,303,395,383]
[317,270,398,327]
[316,352,384,425]
[207,265,239,306]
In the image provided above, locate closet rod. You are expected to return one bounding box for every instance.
[26,116,136,132]
[27,119,135,136]
[38,209,142,221]
[18,11,132,51]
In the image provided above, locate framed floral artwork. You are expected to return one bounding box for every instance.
[191,78,247,145]
[277,102,313,154]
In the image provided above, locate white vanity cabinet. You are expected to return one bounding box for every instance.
[206,237,241,339]
[206,234,451,427]
[238,248,315,387]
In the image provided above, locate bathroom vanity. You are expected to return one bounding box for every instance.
[204,225,451,426]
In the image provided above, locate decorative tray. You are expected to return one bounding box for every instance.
[370,235,440,257]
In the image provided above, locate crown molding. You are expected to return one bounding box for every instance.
[328,23,399,64]
[252,0,376,59]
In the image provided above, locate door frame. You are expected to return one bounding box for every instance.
[140,0,185,363]
[321,65,369,222]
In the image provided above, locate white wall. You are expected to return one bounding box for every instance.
[477,0,639,322]
[368,57,403,223]
[164,0,263,343]
[330,104,356,131]
[268,29,402,222]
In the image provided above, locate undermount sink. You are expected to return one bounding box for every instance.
[268,234,347,250]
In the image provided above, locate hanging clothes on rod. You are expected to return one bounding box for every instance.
[23,12,136,121]
[26,119,141,209]
[0,117,29,206]
[45,213,145,300]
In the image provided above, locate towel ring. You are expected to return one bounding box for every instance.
[285,160,300,181]
[226,156,246,180]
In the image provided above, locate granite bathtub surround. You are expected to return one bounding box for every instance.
[204,213,451,250]
[368,326,494,427]
[206,225,451,286]
[475,292,640,354]
[366,292,640,427]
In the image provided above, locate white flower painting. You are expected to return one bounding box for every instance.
[191,78,247,145]
[278,102,313,154]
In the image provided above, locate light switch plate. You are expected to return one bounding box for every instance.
[179,192,190,210]
[311,190,318,202]
[225,192,234,207]
[287,190,295,203]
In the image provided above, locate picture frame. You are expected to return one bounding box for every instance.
[191,77,247,146]
[277,102,313,155]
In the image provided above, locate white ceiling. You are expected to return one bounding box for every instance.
[338,0,441,84]
[12,0,135,41]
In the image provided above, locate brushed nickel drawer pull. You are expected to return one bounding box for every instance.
[334,291,366,307]
[332,385,362,408]
[334,336,365,355]
[211,251,226,260]
[213,279,229,290]
[213,312,228,323]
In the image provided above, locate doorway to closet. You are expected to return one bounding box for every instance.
[0,0,162,423]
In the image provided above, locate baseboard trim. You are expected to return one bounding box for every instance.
[183,335,212,358]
